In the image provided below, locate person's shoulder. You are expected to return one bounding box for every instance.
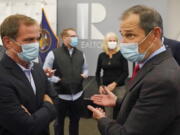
[116,50,122,56]
[75,47,82,52]
[0,45,5,50]
[116,50,126,58]
[74,48,84,56]
[52,46,64,55]
[0,46,5,54]
[53,47,61,51]
[164,37,180,47]
[97,52,105,58]
[99,52,106,56]
[0,60,10,80]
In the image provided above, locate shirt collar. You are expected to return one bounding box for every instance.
[162,37,164,43]
[17,62,34,71]
[139,45,166,68]
[68,47,74,56]
[68,47,74,52]
[63,44,74,55]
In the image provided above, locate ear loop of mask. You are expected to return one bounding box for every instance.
[9,39,22,54]
[138,30,153,46]
[144,37,157,54]
[10,39,21,47]
[140,31,157,57]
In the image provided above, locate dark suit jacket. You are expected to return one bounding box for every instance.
[164,37,180,65]
[0,55,57,135]
[98,50,180,135]
[0,46,5,60]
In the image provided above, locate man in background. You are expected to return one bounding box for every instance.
[43,28,88,135]
[0,14,57,135]
[163,37,180,65]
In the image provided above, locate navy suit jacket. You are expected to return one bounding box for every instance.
[0,55,57,135]
[164,37,180,65]
[98,50,180,135]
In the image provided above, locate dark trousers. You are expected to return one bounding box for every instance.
[55,95,83,135]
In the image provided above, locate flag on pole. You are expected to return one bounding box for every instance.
[39,8,59,63]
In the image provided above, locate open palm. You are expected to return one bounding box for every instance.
[91,87,117,107]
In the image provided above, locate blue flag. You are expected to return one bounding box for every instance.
[39,8,58,63]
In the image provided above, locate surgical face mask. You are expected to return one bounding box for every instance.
[120,31,154,62]
[70,37,78,47]
[15,42,39,62]
[107,41,117,49]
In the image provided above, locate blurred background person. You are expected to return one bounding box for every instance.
[43,28,88,135]
[163,37,180,65]
[95,32,128,118]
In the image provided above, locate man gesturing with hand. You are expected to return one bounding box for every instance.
[88,5,180,135]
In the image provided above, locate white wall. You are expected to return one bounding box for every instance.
[167,0,180,40]
[0,0,57,45]
[0,0,179,42]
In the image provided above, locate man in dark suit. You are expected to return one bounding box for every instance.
[88,5,180,135]
[164,37,180,65]
[0,14,57,135]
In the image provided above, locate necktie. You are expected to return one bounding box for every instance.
[130,64,140,80]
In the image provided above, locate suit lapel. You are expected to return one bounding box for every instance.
[31,63,45,107]
[31,65,41,98]
[1,55,36,96]
[126,50,172,92]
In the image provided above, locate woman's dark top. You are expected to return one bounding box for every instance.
[95,51,128,87]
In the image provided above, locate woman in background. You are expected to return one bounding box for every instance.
[95,32,128,118]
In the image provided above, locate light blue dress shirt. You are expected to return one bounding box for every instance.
[139,45,166,68]
[18,63,36,95]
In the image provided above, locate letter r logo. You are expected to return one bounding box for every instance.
[77,3,106,39]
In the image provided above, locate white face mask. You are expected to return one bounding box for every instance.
[107,41,117,49]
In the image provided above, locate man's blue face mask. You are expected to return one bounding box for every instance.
[70,37,78,47]
[120,31,155,62]
[12,40,39,62]
[18,42,39,62]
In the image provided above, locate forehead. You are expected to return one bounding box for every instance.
[17,23,40,38]
[120,14,144,33]
[67,30,76,36]
[108,36,116,40]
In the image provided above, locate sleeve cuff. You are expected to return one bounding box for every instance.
[48,76,60,83]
